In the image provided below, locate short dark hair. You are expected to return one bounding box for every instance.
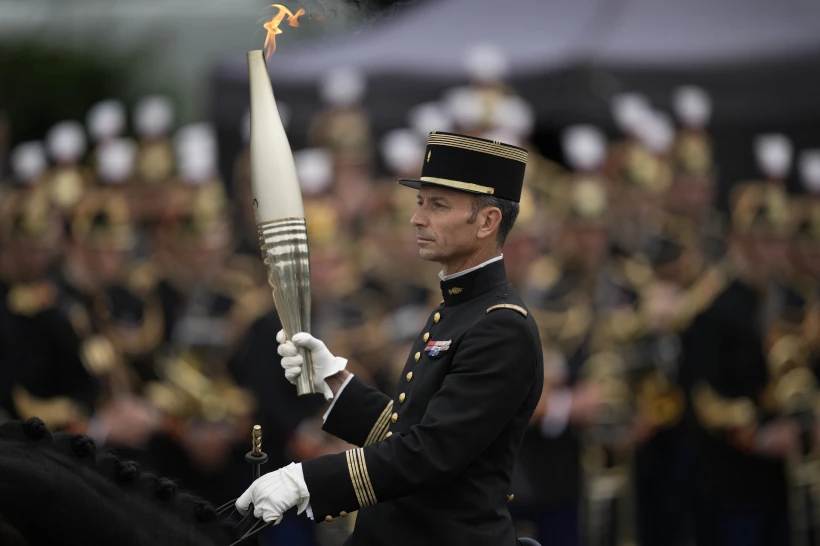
[468,195,520,247]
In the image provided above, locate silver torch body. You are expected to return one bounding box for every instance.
[247,49,316,395]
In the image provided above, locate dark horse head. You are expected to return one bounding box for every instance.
[0,417,263,546]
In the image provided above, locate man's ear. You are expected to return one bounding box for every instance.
[476,207,502,241]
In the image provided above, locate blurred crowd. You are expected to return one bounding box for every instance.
[1,45,820,546]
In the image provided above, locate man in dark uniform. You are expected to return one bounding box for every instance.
[237,132,544,546]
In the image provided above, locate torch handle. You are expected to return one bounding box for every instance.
[258,217,317,397]
[295,345,315,396]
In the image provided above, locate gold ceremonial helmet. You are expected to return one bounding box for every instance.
[730,183,789,235]
[70,191,134,249]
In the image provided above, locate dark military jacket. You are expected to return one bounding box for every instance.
[686,278,788,510]
[301,259,544,546]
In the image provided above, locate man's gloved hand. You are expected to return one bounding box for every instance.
[235,462,310,524]
[277,330,347,400]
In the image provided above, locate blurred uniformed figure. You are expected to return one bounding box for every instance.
[764,152,820,546]
[134,95,175,186]
[616,109,676,258]
[0,186,100,431]
[57,187,163,452]
[309,67,372,168]
[630,229,725,546]
[442,44,516,138]
[666,85,727,263]
[44,121,92,214]
[513,170,613,546]
[131,95,176,225]
[688,182,793,546]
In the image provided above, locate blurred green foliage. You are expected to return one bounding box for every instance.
[0,42,164,145]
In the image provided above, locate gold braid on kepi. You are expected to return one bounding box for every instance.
[397,132,528,202]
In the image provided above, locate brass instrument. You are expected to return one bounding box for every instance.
[145,350,256,439]
[767,334,820,546]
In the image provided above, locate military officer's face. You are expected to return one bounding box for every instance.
[410,186,497,264]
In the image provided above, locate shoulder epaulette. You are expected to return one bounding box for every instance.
[486,304,528,317]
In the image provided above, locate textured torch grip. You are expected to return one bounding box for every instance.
[258,217,316,396]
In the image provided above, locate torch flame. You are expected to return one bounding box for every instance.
[263,4,306,60]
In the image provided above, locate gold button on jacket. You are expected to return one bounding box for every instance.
[423,332,430,342]
[399,393,406,403]
[414,351,421,362]
[391,412,399,423]
[406,371,413,381]
[433,312,441,323]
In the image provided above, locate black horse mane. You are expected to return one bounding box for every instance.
[0,418,238,546]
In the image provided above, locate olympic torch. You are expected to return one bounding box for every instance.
[247,49,316,395]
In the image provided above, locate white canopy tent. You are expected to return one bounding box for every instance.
[213,0,820,135]
[218,0,820,80]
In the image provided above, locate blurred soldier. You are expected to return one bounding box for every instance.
[764,154,820,546]
[689,183,793,546]
[134,95,176,186]
[131,95,176,225]
[44,120,92,214]
[309,67,372,168]
[513,174,612,546]
[608,99,674,257]
[0,187,99,431]
[58,188,163,451]
[442,44,516,137]
[629,226,727,546]
[666,85,727,263]
[5,141,48,192]
[93,138,141,250]
[780,150,820,355]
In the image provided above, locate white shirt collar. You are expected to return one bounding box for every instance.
[439,254,504,281]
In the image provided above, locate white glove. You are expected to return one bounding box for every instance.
[277,330,347,400]
[235,462,310,523]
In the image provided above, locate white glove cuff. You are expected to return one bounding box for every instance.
[283,463,311,515]
[318,356,348,400]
